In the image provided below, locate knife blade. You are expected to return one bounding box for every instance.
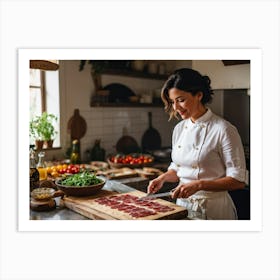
[139,189,175,200]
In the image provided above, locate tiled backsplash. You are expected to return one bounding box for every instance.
[80,107,178,161]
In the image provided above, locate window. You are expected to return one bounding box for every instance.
[29,69,60,147]
[30,69,45,116]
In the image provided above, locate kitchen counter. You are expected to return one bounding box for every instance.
[30,179,190,220]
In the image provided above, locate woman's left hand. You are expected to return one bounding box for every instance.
[171,180,202,199]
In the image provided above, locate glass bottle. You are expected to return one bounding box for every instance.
[30,148,39,192]
[70,139,80,164]
[90,139,105,161]
[37,151,47,181]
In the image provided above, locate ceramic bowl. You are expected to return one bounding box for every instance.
[55,177,106,197]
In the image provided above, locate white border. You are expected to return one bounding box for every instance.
[18,48,262,232]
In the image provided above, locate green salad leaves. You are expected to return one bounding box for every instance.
[59,171,103,186]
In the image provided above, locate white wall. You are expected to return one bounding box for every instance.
[192,60,250,89]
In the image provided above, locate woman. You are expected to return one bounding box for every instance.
[147,68,248,219]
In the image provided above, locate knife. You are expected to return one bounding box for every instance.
[139,189,175,200]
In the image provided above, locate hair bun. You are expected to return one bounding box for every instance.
[203,75,211,86]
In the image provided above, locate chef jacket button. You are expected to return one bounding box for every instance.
[200,124,205,128]
[178,145,181,148]
[185,126,188,129]
[192,164,198,169]
[177,164,181,167]
[192,144,199,150]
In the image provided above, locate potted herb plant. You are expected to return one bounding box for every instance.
[30,112,58,149]
[30,119,43,150]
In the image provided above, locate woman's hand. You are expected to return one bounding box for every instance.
[147,169,179,194]
[171,180,202,199]
[147,176,165,194]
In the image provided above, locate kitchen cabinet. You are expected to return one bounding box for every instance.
[223,89,250,145]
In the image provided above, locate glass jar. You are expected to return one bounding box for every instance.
[37,151,47,181]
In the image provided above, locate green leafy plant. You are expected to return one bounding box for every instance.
[30,112,58,141]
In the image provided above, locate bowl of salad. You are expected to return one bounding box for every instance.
[55,171,105,196]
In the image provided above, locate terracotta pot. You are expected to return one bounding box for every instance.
[45,140,54,149]
[35,140,44,150]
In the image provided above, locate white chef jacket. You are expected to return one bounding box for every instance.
[168,108,248,220]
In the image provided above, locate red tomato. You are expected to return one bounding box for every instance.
[60,168,67,174]
[70,166,79,174]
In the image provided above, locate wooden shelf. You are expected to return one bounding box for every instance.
[90,68,167,107]
[90,102,163,108]
[102,69,168,80]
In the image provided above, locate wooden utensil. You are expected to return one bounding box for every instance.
[97,168,138,180]
[67,109,87,140]
[116,127,140,154]
[141,112,162,151]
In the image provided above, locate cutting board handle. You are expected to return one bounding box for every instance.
[148,112,153,128]
[73,108,80,117]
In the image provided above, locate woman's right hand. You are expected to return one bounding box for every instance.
[147,176,165,194]
[147,169,179,194]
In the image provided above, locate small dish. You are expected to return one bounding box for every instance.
[31,187,64,201]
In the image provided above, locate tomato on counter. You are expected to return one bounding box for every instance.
[109,153,153,165]
[46,163,82,178]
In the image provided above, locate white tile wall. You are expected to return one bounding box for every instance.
[80,107,178,161]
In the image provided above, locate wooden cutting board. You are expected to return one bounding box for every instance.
[67,109,87,140]
[97,168,139,180]
[61,190,188,220]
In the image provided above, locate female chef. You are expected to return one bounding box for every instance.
[147,68,248,219]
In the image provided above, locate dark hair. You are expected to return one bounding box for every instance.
[161,68,214,119]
